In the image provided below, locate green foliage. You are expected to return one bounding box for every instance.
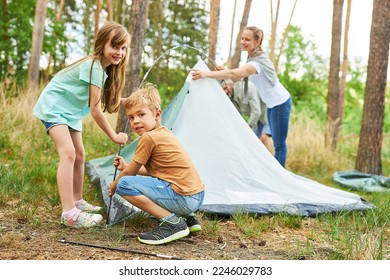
[144,0,208,99]
[277,26,329,121]
[276,25,390,137]
[0,0,81,83]
[0,0,35,82]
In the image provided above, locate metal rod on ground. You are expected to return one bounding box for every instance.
[58,239,186,260]
[106,119,129,225]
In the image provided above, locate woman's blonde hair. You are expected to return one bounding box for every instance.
[125,83,161,112]
[244,26,264,57]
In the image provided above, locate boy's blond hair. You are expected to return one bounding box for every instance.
[125,83,161,112]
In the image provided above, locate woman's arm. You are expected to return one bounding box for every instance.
[191,64,257,81]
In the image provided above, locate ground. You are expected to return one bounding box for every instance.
[0,207,341,260]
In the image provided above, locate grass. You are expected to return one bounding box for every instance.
[1,83,389,260]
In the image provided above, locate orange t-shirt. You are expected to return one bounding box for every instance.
[132,125,205,196]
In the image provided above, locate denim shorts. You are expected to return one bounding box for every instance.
[41,120,78,134]
[116,175,205,216]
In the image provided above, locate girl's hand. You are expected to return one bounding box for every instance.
[114,132,128,144]
[215,66,225,71]
[113,155,127,171]
[120,98,127,106]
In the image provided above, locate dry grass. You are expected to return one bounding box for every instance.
[1,83,389,260]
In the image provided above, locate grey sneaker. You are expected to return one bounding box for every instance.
[184,215,202,233]
[138,217,189,245]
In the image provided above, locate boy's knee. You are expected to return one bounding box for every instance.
[116,177,126,191]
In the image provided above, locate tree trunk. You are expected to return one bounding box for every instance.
[339,0,351,129]
[227,0,237,65]
[105,0,113,21]
[269,0,280,64]
[85,0,92,52]
[94,0,101,40]
[325,0,344,150]
[274,0,298,73]
[208,0,220,69]
[116,0,150,133]
[149,0,164,85]
[27,0,48,100]
[228,0,252,69]
[44,0,65,84]
[355,0,390,175]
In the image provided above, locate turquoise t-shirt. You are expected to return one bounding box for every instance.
[33,58,107,131]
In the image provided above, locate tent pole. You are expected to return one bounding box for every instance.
[58,239,186,260]
[106,120,129,226]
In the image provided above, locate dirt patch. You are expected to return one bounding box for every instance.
[0,207,342,260]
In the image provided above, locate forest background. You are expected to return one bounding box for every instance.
[0,0,390,261]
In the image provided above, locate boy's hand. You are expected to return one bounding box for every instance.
[108,182,116,197]
[113,155,127,171]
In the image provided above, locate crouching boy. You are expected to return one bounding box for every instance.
[109,84,205,245]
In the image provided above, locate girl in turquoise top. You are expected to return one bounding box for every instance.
[33,21,130,228]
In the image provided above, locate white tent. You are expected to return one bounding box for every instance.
[87,60,372,225]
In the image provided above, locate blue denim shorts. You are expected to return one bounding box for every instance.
[116,175,205,216]
[40,120,78,134]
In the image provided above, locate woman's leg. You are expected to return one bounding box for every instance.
[267,98,292,167]
[48,125,77,212]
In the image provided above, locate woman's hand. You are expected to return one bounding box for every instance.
[191,69,207,80]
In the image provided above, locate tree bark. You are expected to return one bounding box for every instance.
[208,0,220,69]
[227,0,237,65]
[116,0,150,133]
[27,0,48,100]
[105,0,113,21]
[228,0,252,69]
[355,0,390,174]
[325,0,344,150]
[338,0,351,130]
[269,0,280,64]
[44,0,65,84]
[94,0,101,40]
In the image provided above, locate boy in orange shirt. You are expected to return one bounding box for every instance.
[109,84,205,245]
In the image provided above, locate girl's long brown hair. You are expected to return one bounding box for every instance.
[60,22,130,113]
[93,21,130,113]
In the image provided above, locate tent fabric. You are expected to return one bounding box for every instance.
[86,59,372,225]
[333,170,390,192]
